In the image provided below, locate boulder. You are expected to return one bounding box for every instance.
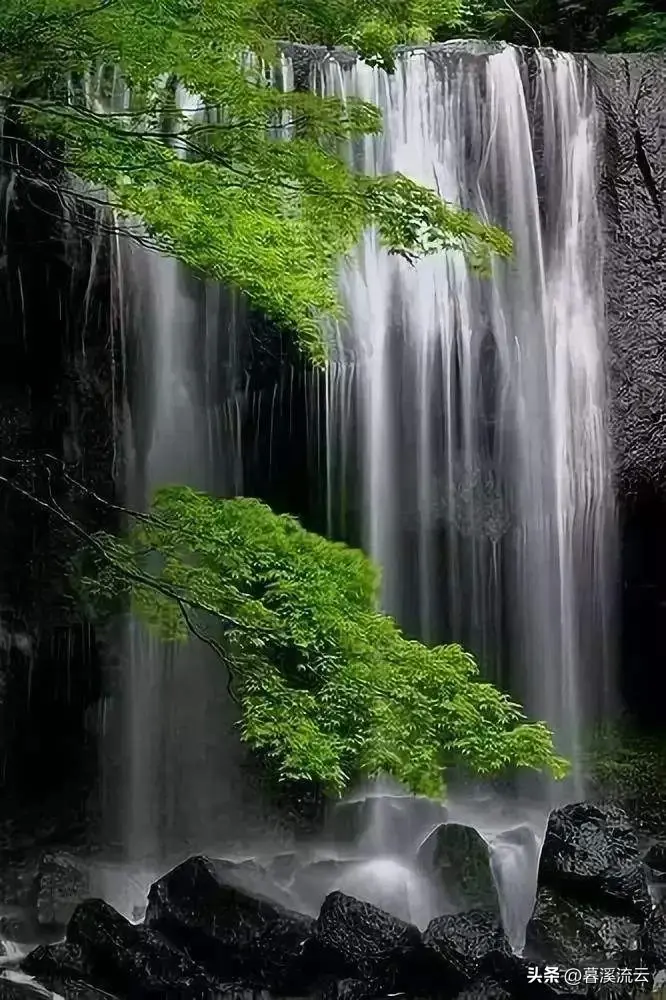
[643,844,666,878]
[538,803,650,916]
[639,903,666,968]
[643,843,666,901]
[22,941,90,983]
[0,973,88,1000]
[311,890,421,986]
[21,942,115,998]
[420,909,514,995]
[452,977,512,1000]
[61,897,221,998]
[34,851,90,927]
[315,976,386,1000]
[145,855,314,992]
[525,887,643,968]
[417,823,498,913]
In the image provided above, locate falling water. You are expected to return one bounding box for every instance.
[103,70,280,866]
[109,242,250,863]
[91,44,616,944]
[315,46,617,790]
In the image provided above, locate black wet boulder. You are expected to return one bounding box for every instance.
[538,803,650,916]
[525,887,642,968]
[64,897,219,998]
[145,854,314,992]
[310,890,422,987]
[419,909,516,996]
[22,940,91,985]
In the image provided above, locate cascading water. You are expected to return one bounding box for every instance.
[316,45,617,791]
[109,244,252,866]
[92,44,617,950]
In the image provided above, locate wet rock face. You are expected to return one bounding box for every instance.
[70,897,225,999]
[34,851,91,928]
[589,53,666,498]
[525,802,657,988]
[311,889,422,985]
[145,855,314,992]
[422,909,514,989]
[536,802,650,916]
[417,823,499,913]
[526,886,642,967]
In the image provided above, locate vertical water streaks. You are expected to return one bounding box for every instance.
[315,46,617,791]
[111,240,250,864]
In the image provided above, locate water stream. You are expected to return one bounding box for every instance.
[318,46,617,788]
[100,44,617,951]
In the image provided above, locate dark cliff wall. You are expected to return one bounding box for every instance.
[590,54,666,722]
[591,53,666,497]
[0,135,118,834]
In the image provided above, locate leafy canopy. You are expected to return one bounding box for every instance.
[75,485,569,797]
[458,0,666,51]
[0,0,510,362]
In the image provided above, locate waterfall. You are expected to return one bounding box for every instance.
[315,46,617,790]
[94,44,617,941]
[108,243,250,863]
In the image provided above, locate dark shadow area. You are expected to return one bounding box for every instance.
[620,490,666,726]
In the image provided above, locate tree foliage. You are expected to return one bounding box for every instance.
[74,485,569,797]
[0,0,511,363]
[460,0,666,51]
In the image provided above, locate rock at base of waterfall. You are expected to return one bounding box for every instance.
[639,904,666,968]
[421,909,513,991]
[62,897,221,998]
[417,823,499,912]
[0,973,107,1000]
[326,794,447,854]
[20,942,122,998]
[451,976,512,1000]
[34,851,91,927]
[145,855,314,991]
[22,940,90,983]
[643,843,666,902]
[315,975,386,1000]
[311,890,421,985]
[538,803,650,916]
[525,886,643,968]
[643,844,666,878]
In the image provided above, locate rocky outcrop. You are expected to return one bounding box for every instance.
[535,802,651,916]
[525,802,654,988]
[145,855,314,992]
[34,851,91,927]
[421,909,515,992]
[23,814,666,1000]
[27,897,225,999]
[526,886,643,967]
[310,890,421,986]
[417,823,499,913]
[587,53,666,499]
[20,856,517,1000]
